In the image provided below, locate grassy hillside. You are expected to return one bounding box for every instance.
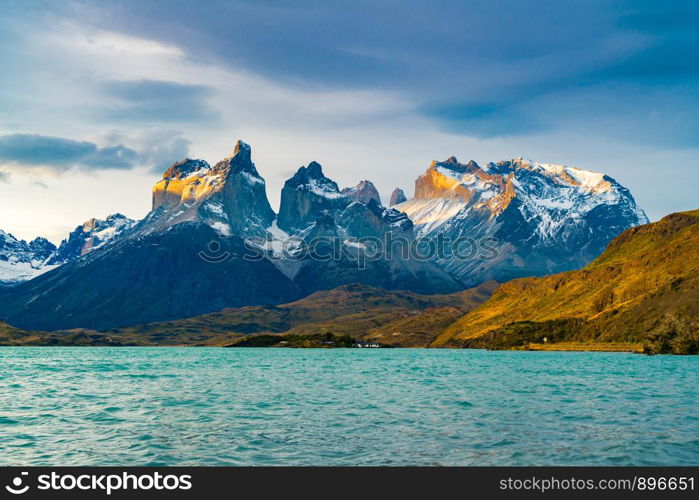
[0,321,120,346]
[434,209,699,353]
[0,320,34,344]
[362,306,469,347]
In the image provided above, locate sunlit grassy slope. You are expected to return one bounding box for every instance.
[434,209,699,349]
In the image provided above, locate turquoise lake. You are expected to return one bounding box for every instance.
[0,347,697,466]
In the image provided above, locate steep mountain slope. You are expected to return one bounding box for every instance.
[395,156,648,286]
[0,141,303,330]
[433,209,699,350]
[276,161,349,233]
[0,222,300,330]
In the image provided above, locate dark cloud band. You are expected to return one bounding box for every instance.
[0,134,138,171]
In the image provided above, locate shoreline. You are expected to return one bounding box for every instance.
[512,342,644,353]
[0,342,666,354]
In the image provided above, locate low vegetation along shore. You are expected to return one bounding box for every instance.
[1,210,697,354]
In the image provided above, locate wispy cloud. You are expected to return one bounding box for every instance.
[0,131,197,176]
[0,134,139,171]
[101,79,219,123]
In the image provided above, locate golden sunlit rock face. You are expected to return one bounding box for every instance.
[414,166,473,200]
[414,158,510,206]
[144,140,275,238]
[406,157,512,230]
[152,170,225,211]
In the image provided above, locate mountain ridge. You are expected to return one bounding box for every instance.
[1,210,695,351]
[396,155,648,286]
[0,139,650,332]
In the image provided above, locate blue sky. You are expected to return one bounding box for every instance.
[0,0,698,242]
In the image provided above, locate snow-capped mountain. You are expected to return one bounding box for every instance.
[277,163,407,239]
[0,213,136,285]
[47,214,135,265]
[0,230,57,285]
[0,142,460,329]
[395,156,648,285]
[273,161,460,294]
[0,139,649,330]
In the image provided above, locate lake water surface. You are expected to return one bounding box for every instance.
[0,347,697,466]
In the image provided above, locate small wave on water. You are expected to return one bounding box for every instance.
[0,347,697,466]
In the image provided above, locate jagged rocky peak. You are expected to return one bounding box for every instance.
[47,213,136,265]
[1,214,138,284]
[148,139,274,238]
[215,140,262,178]
[277,162,417,241]
[341,180,381,205]
[277,161,349,232]
[212,139,275,237]
[414,156,499,200]
[27,237,56,261]
[285,161,340,192]
[389,188,407,206]
[152,140,261,212]
[152,158,221,212]
[81,213,131,233]
[1,230,56,262]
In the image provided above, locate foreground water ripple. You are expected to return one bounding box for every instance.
[0,348,696,466]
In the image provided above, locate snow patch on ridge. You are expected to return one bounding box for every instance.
[305,179,345,199]
[209,221,232,236]
[396,198,469,237]
[241,171,264,185]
